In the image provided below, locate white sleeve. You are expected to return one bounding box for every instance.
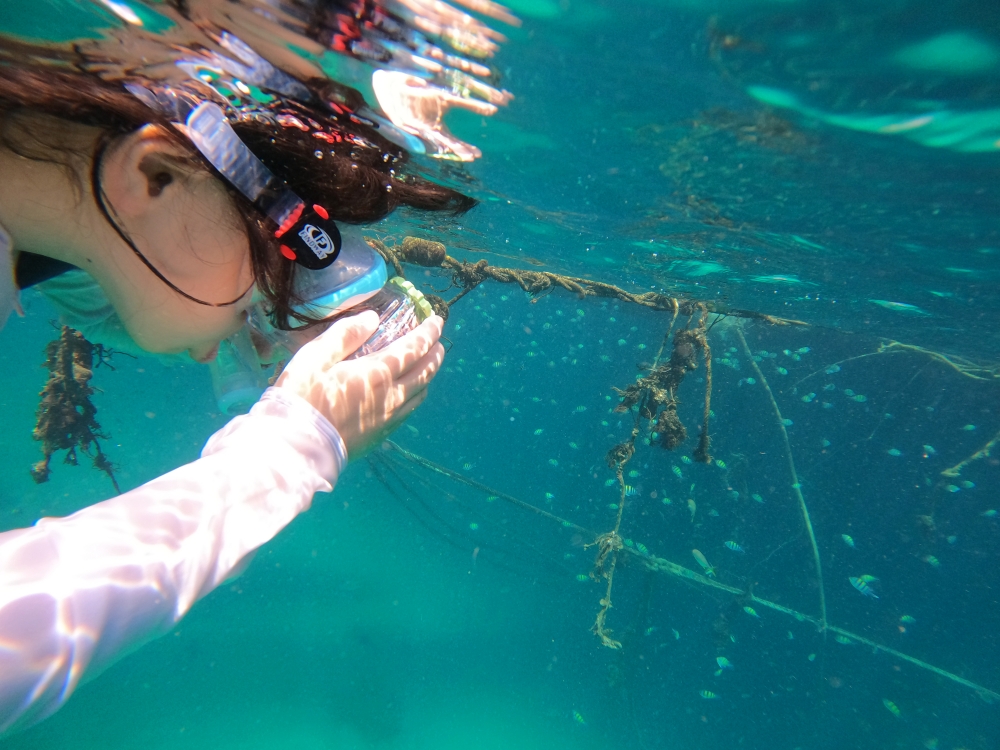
[0,387,347,735]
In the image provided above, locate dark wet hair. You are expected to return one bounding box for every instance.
[0,62,475,328]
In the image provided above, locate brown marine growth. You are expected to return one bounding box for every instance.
[31,326,120,493]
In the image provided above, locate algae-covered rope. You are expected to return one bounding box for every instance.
[381,442,1000,702]
[365,236,808,327]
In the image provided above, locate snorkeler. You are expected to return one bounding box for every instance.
[0,15,494,733]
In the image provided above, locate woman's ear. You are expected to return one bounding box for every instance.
[99,124,190,217]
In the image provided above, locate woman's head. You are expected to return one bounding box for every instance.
[0,61,474,360]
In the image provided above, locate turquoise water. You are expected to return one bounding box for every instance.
[2,1,1000,749]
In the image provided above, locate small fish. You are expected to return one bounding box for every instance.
[852,394,868,402]
[708,509,720,517]
[608,503,619,510]
[405,424,419,436]
[947,484,961,493]
[923,444,936,455]
[574,405,587,413]
[858,574,879,584]
[798,347,810,354]
[869,299,930,316]
[751,493,764,504]
[801,393,816,403]
[575,574,589,582]
[887,448,902,457]
[716,656,734,670]
[492,361,503,368]
[743,606,760,619]
[635,542,649,555]
[617,338,627,346]
[849,576,879,598]
[947,535,957,544]
[961,480,975,489]
[672,628,680,640]
[462,462,475,471]
[781,418,793,427]
[834,634,854,645]
[882,698,901,719]
[900,615,916,624]
[692,549,716,577]
[787,631,795,640]
[982,510,998,518]
[644,626,657,636]
[624,485,638,497]
[572,710,586,725]
[569,442,579,449]
[745,377,756,385]
[841,534,855,548]
[699,690,718,700]
[637,343,646,351]
[924,555,941,568]
[533,428,544,436]
[777,367,788,375]
[826,364,841,374]
[548,458,559,466]
[844,388,855,396]
[823,383,836,391]
[672,466,683,479]
[822,439,832,447]
[715,459,727,469]
[724,541,745,553]
[545,492,555,500]
[962,424,977,431]
[604,478,616,487]
[687,498,697,521]
[681,455,693,465]
[628,469,640,478]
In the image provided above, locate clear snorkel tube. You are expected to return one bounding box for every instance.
[209,227,433,415]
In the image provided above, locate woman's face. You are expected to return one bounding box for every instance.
[89,127,257,362]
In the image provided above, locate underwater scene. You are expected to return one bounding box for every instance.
[1,0,999,749]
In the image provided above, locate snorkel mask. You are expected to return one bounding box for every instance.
[212,227,433,415]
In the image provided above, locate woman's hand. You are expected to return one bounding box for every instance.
[275,310,444,457]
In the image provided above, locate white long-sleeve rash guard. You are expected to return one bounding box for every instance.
[0,387,347,735]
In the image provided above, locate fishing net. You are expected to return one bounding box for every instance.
[361,234,1000,706]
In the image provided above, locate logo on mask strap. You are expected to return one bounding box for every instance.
[298,224,335,260]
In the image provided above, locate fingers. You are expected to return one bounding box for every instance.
[396,341,444,392]
[312,310,380,361]
[449,96,498,116]
[372,315,444,380]
[383,388,428,434]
